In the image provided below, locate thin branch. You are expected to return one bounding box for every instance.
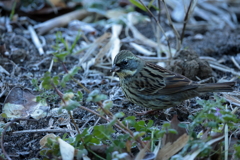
[13,128,77,134]
[180,0,194,44]
[52,84,81,135]
[162,0,181,52]
[138,0,172,58]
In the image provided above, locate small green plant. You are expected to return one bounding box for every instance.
[34,31,169,159]
[174,95,239,159]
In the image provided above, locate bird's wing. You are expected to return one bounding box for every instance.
[134,63,198,95]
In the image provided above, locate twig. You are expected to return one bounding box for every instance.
[209,63,240,76]
[162,0,181,52]
[1,118,37,160]
[51,83,80,135]
[157,0,161,23]
[60,56,145,149]
[180,0,194,44]
[13,128,77,134]
[79,105,145,149]
[138,0,172,58]
[28,25,44,55]
[35,9,89,35]
[231,56,240,70]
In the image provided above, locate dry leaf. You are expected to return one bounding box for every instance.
[3,87,49,120]
[222,91,240,107]
[162,115,187,146]
[58,138,75,160]
[156,133,189,160]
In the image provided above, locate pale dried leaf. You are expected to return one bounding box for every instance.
[135,142,151,160]
[156,133,189,160]
[3,87,49,120]
[81,33,111,72]
[106,9,126,19]
[110,24,122,64]
[130,42,155,56]
[162,115,187,146]
[58,138,75,160]
[222,91,240,107]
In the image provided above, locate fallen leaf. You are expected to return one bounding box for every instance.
[156,133,189,160]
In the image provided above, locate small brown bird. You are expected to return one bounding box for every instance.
[111,50,235,109]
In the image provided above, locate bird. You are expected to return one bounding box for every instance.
[111,50,235,110]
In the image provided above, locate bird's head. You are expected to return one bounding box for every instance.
[111,50,144,78]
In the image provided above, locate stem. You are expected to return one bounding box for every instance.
[138,0,172,58]
[52,84,81,135]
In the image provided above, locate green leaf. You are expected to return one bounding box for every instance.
[94,94,107,102]
[114,112,125,118]
[168,129,177,134]
[52,76,59,86]
[1,113,7,118]
[70,33,81,54]
[61,66,81,86]
[103,100,113,110]
[206,121,218,128]
[222,114,236,122]
[62,100,79,111]
[123,116,136,127]
[203,113,216,120]
[234,144,240,158]
[158,130,167,137]
[62,133,68,139]
[133,131,145,139]
[93,125,115,140]
[178,123,188,129]
[41,72,53,89]
[134,120,145,131]
[87,90,108,102]
[129,0,147,11]
[162,122,171,128]
[76,91,83,101]
[146,120,153,128]
[54,51,69,61]
[76,149,88,160]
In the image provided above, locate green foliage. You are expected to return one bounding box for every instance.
[61,66,81,87]
[31,78,40,91]
[129,0,147,11]
[75,91,83,102]
[191,95,238,131]
[52,31,81,62]
[175,95,239,158]
[86,90,108,102]
[9,0,17,20]
[123,117,164,142]
[41,72,54,89]
[39,137,60,160]
[129,0,159,12]
[234,143,240,158]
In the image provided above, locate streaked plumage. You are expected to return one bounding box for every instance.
[111,50,235,109]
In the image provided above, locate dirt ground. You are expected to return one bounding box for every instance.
[0,2,240,160]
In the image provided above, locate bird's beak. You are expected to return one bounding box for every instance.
[111,65,120,72]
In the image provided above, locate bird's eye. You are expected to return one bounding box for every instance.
[122,60,128,65]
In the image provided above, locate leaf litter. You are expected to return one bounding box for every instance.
[0,0,240,159]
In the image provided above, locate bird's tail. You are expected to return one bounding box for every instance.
[197,82,235,92]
